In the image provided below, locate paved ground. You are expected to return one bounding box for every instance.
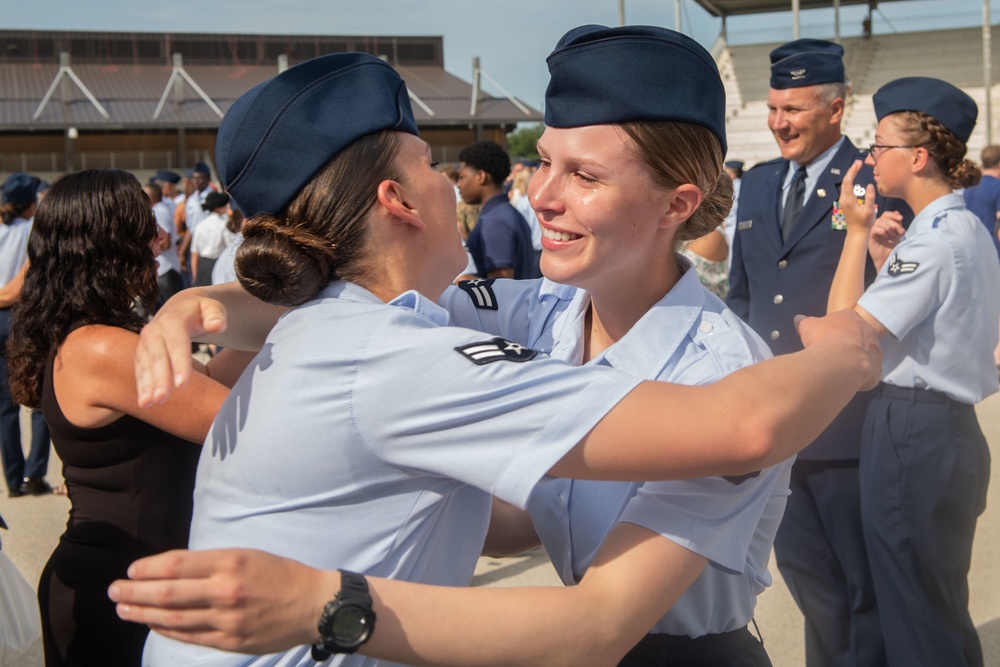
[3,393,1000,666]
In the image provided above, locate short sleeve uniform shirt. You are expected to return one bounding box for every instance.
[144,281,641,667]
[858,193,1000,403]
[442,258,793,638]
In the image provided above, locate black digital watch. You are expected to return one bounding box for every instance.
[311,570,376,661]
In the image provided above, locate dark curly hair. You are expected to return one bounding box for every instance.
[7,169,158,407]
[235,130,401,307]
[892,111,982,190]
[458,141,511,187]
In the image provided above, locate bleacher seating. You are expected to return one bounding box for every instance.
[720,27,1000,168]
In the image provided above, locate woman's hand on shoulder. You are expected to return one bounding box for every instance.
[136,292,229,407]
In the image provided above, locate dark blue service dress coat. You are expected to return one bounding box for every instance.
[727,138,912,460]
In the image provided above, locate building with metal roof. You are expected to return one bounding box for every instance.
[0,29,541,177]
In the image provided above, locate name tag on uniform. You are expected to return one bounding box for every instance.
[737,220,753,231]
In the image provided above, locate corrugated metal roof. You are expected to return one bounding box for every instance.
[0,47,540,131]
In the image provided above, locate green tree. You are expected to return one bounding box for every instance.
[506,123,544,161]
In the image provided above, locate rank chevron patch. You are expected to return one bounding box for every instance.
[458,278,499,310]
[455,338,538,365]
[887,255,919,276]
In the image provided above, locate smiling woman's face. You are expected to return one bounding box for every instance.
[528,125,676,293]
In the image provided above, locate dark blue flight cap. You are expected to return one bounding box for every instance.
[155,169,182,184]
[191,162,211,176]
[2,173,39,206]
[216,52,419,219]
[544,25,727,155]
[724,160,744,171]
[770,39,845,90]
[873,76,977,143]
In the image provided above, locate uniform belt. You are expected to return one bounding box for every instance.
[877,383,962,406]
[622,627,756,664]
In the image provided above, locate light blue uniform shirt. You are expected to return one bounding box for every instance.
[145,281,641,667]
[442,257,793,638]
[858,193,1000,403]
[0,216,32,288]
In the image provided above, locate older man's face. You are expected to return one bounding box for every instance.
[767,85,844,166]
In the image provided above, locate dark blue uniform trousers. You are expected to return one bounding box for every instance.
[862,384,989,667]
[0,308,50,493]
[773,459,886,667]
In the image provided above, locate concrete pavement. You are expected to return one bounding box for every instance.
[3,393,1000,666]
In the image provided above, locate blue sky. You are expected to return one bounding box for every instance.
[7,1,997,113]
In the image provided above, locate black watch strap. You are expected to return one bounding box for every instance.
[312,570,375,661]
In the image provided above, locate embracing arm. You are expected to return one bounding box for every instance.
[112,524,705,666]
[135,282,285,406]
[552,308,880,481]
[59,325,241,443]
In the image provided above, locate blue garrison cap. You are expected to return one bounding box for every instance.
[191,162,211,176]
[216,52,419,219]
[544,25,727,155]
[2,173,39,206]
[770,39,845,90]
[873,77,977,143]
[155,169,182,184]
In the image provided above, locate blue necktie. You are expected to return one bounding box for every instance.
[781,166,807,240]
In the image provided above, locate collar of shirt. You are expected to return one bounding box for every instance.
[479,192,511,215]
[315,280,450,326]
[783,135,847,197]
[907,192,967,234]
[543,255,708,379]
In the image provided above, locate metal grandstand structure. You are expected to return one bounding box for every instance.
[692,0,993,144]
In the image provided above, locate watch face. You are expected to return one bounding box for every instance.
[331,604,372,645]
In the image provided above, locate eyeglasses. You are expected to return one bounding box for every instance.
[868,144,918,158]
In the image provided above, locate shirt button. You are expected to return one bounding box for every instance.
[778,260,788,269]
[699,322,713,333]
[773,294,784,305]
[770,330,780,341]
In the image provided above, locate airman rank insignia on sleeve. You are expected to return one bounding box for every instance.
[456,337,538,365]
[457,278,498,310]
[887,255,919,276]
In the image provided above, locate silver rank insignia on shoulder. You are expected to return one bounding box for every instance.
[458,278,498,310]
[737,220,753,231]
[887,255,919,276]
[456,337,538,365]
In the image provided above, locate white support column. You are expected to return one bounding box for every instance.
[985,0,993,146]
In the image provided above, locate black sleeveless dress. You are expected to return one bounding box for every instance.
[38,354,202,666]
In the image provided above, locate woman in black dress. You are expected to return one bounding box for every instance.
[6,169,250,666]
